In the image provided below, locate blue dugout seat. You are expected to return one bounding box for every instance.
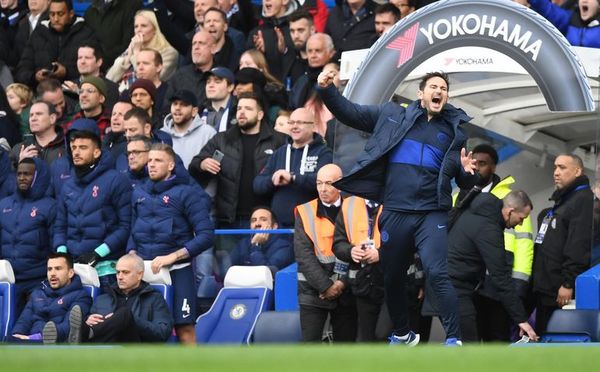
[252,311,302,343]
[195,265,273,344]
[541,309,600,343]
[0,260,15,342]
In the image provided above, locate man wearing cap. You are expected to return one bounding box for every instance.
[202,67,237,133]
[64,76,111,139]
[54,118,132,290]
[129,78,159,126]
[161,90,216,169]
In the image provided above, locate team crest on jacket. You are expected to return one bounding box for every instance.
[57,298,63,305]
[163,195,170,204]
[92,185,99,198]
[30,207,37,218]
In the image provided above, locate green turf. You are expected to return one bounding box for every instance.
[1,344,599,372]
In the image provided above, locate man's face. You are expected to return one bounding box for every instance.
[124,117,151,139]
[28,0,50,14]
[194,0,218,23]
[77,47,102,76]
[147,150,175,181]
[0,0,17,10]
[263,0,288,18]
[206,75,232,102]
[217,0,232,13]
[47,257,74,289]
[191,31,215,67]
[79,83,104,112]
[29,102,55,135]
[579,0,600,22]
[110,102,133,133]
[42,89,65,119]
[553,155,582,190]
[316,167,341,205]
[204,10,228,43]
[473,152,496,184]
[505,206,531,229]
[48,1,73,33]
[375,12,397,36]
[70,138,100,167]
[234,82,253,97]
[127,140,149,173]
[236,98,263,131]
[136,51,162,81]
[131,88,154,111]
[390,0,415,18]
[170,100,196,125]
[418,76,449,118]
[289,18,314,51]
[288,109,315,146]
[17,162,36,192]
[116,258,143,293]
[251,208,276,229]
[306,36,334,68]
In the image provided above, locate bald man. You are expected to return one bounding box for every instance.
[294,164,357,342]
[254,108,333,227]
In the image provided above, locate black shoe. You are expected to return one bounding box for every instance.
[43,321,58,344]
[68,305,83,344]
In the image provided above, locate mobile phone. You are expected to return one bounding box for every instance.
[23,133,35,147]
[212,150,225,163]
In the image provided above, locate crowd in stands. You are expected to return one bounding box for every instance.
[0,0,597,344]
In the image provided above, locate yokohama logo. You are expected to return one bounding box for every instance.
[386,23,419,68]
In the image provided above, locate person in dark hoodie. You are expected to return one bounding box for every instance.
[54,117,131,291]
[0,157,56,316]
[128,143,213,344]
[447,190,538,342]
[10,252,92,344]
[253,107,332,228]
[0,148,16,199]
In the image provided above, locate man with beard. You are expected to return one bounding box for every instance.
[65,76,111,138]
[281,10,315,88]
[190,92,287,229]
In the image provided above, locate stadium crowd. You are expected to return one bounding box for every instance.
[0,0,597,345]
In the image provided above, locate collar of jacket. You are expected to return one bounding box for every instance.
[43,274,83,297]
[224,120,276,143]
[550,174,590,202]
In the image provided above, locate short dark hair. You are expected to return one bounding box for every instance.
[251,205,278,225]
[472,143,499,165]
[150,143,176,163]
[70,130,101,149]
[127,135,152,150]
[419,71,450,91]
[375,3,401,21]
[78,42,105,62]
[237,92,264,112]
[205,7,227,23]
[124,107,151,126]
[288,9,313,25]
[48,251,74,269]
[51,0,73,11]
[32,100,57,116]
[559,153,584,170]
[19,157,36,166]
[139,48,163,66]
[36,78,62,96]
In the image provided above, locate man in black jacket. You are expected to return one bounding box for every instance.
[447,190,538,342]
[532,154,593,336]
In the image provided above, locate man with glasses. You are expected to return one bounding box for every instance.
[254,108,332,228]
[65,76,110,138]
[125,135,151,189]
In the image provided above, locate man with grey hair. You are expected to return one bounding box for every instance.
[446,190,538,343]
[72,253,173,343]
[532,154,593,336]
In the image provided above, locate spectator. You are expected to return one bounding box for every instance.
[390,0,416,18]
[10,252,92,344]
[202,67,237,133]
[15,0,97,87]
[447,190,538,342]
[11,0,51,70]
[218,0,258,35]
[6,82,34,135]
[282,10,314,89]
[230,206,294,275]
[84,0,143,67]
[204,7,243,71]
[325,0,376,60]
[129,144,214,344]
[532,154,593,335]
[164,30,215,111]
[54,118,132,290]
[374,3,400,38]
[64,76,111,138]
[127,48,170,119]
[125,134,151,189]
[189,92,287,229]
[274,109,291,135]
[0,87,23,147]
[76,253,173,343]
[299,0,328,33]
[106,10,178,88]
[10,101,64,169]
[62,43,120,110]
[128,78,159,124]
[0,0,28,69]
[102,100,133,159]
[515,0,600,48]
[0,149,15,199]
[36,78,77,128]
[294,163,357,342]
[161,89,216,169]
[254,107,332,227]
[0,157,56,316]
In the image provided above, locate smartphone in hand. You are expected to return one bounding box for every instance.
[212,150,225,163]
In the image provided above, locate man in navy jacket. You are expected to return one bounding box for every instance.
[317,70,477,345]
[11,252,92,344]
[0,158,56,316]
[129,143,213,344]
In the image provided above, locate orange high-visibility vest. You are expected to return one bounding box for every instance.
[296,199,336,264]
[341,196,382,248]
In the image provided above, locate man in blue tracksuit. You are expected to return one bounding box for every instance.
[317,70,477,345]
[128,143,214,344]
[54,119,132,290]
[0,158,56,316]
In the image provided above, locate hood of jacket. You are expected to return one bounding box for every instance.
[162,113,205,138]
[42,274,84,297]
[17,157,51,201]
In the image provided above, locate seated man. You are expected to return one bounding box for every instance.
[10,252,92,344]
[76,253,173,343]
[230,206,294,275]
